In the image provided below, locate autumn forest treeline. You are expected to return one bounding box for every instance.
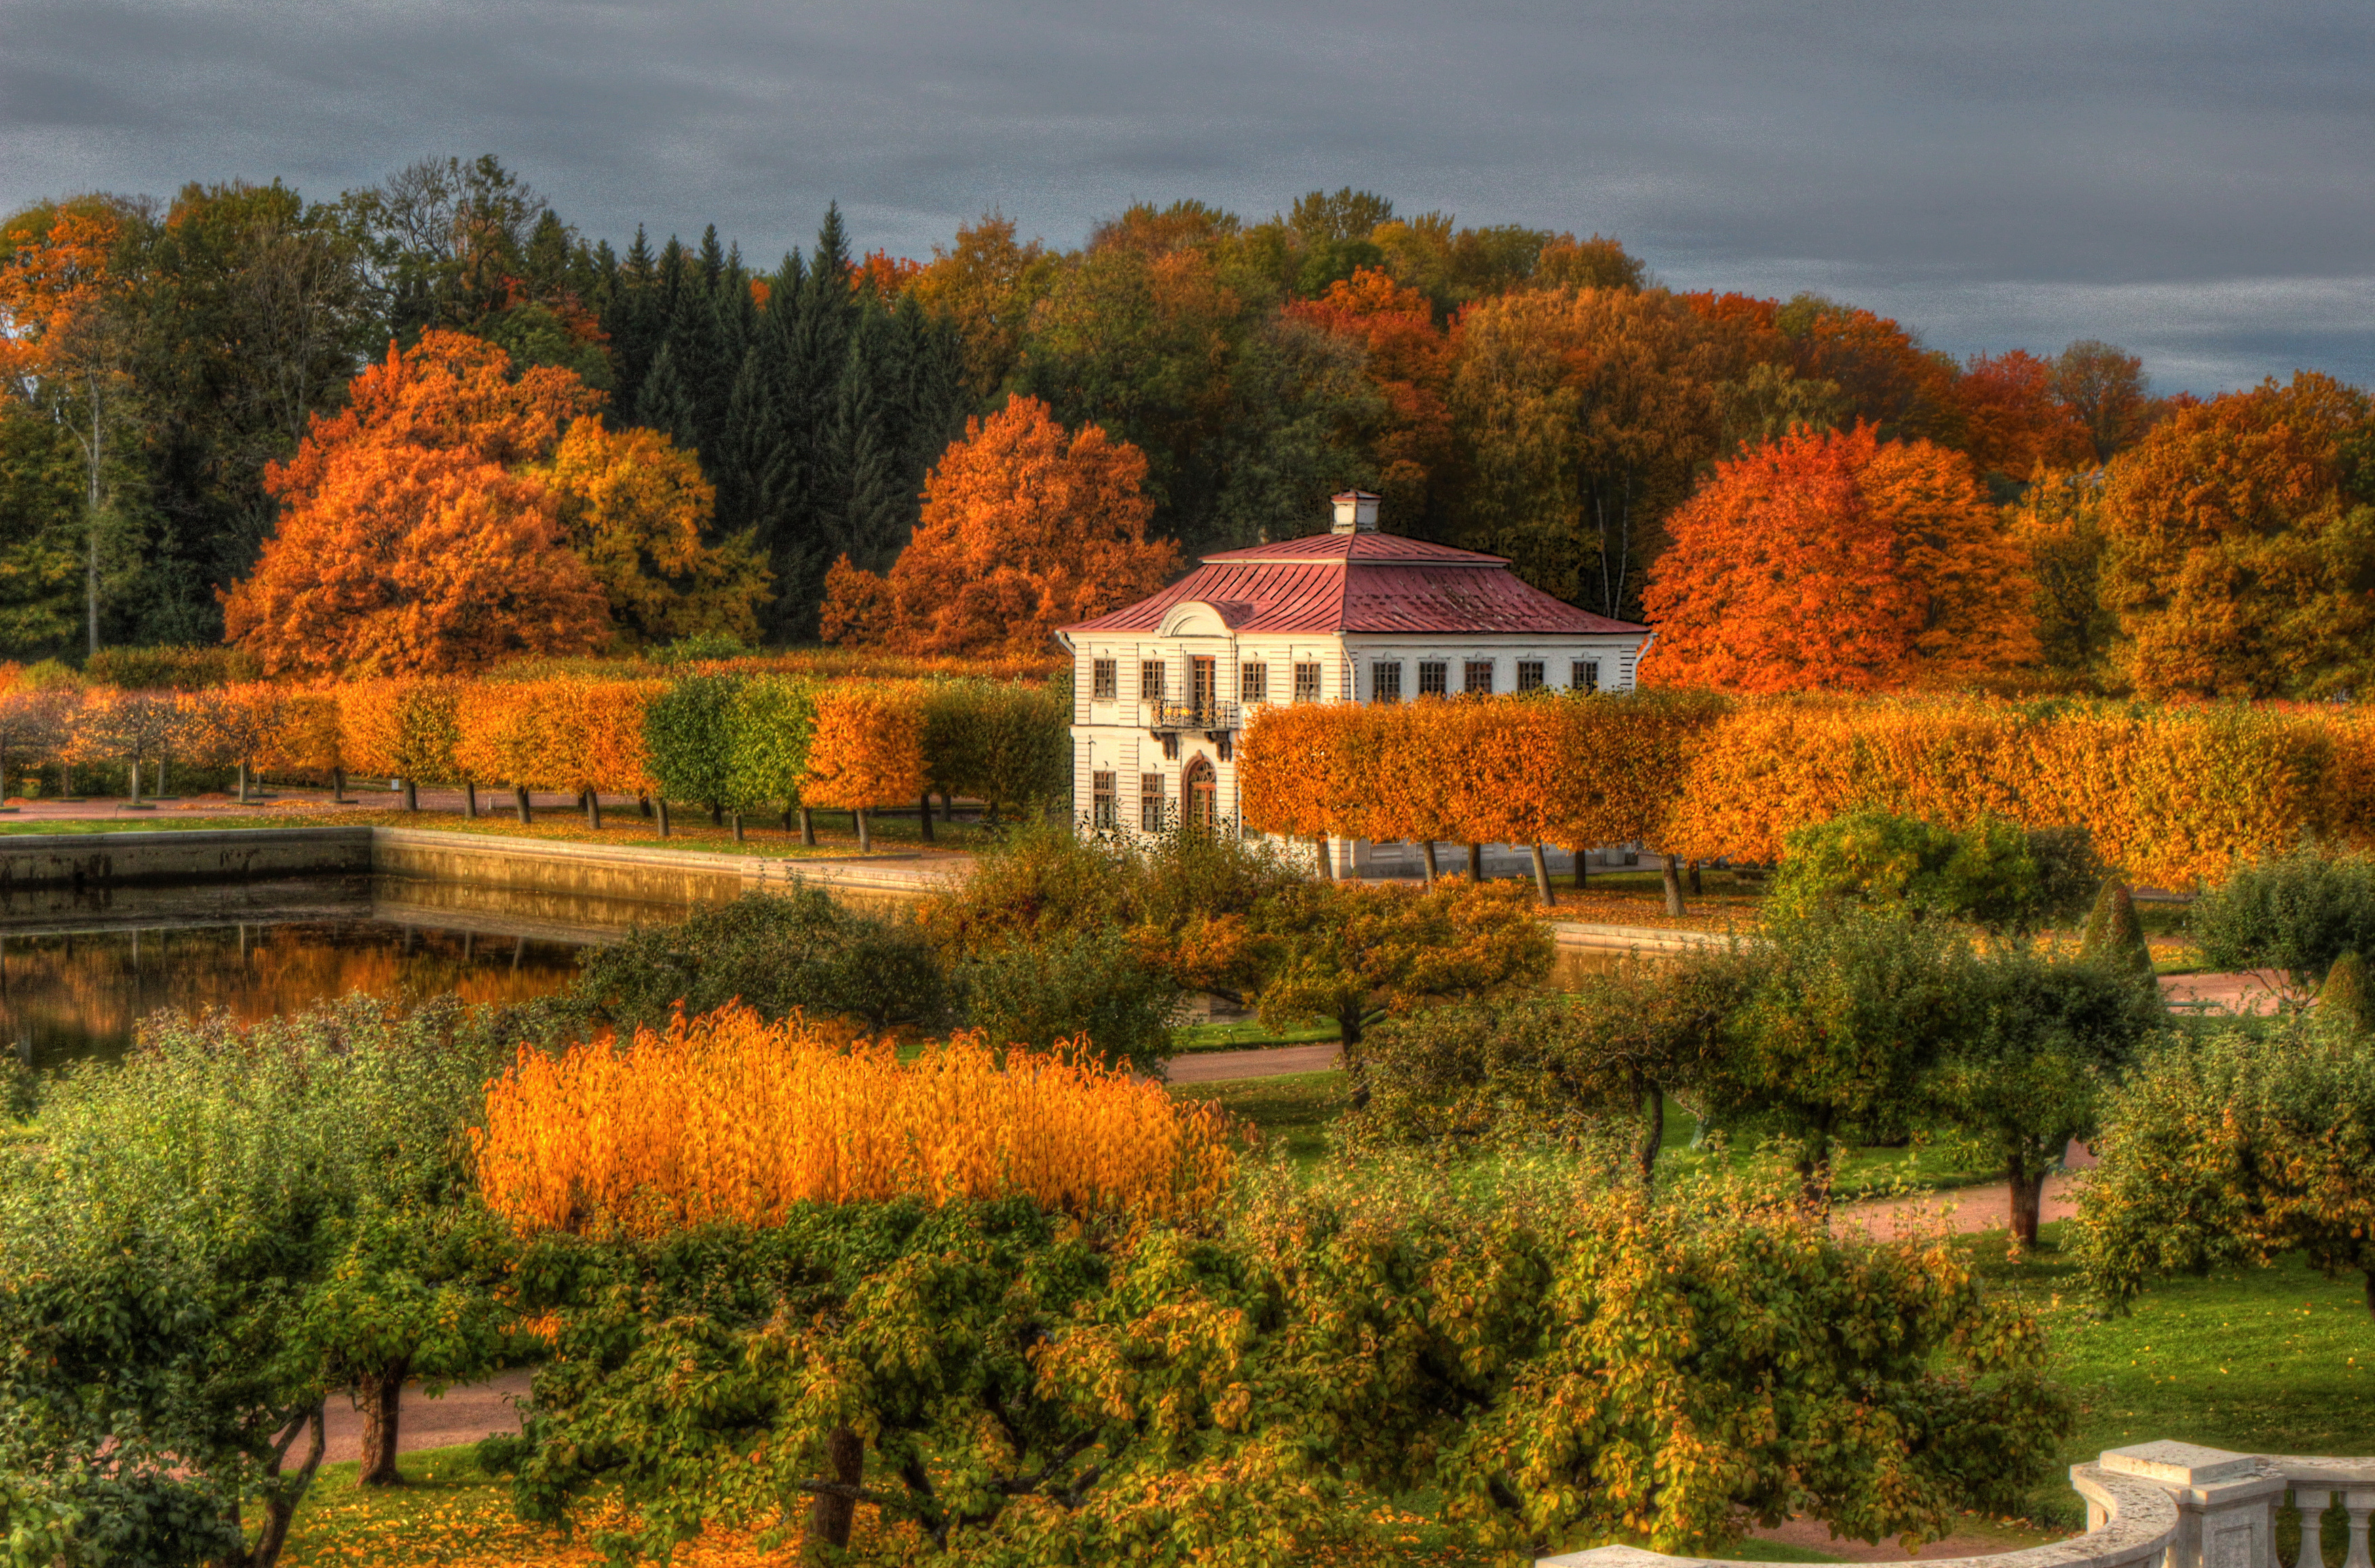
[3,154,2362,700]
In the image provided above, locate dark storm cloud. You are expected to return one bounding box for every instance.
[4,0,2368,391]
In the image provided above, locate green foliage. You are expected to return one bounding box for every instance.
[641,672,742,816]
[721,672,816,815]
[1248,877,1555,1048]
[1769,807,2083,930]
[962,926,1185,1070]
[2322,951,2372,1033]
[651,630,754,665]
[2078,1019,2375,1316]
[0,995,515,1567]
[0,404,85,655]
[1343,950,1750,1178]
[1924,946,2165,1241]
[82,644,263,689]
[1703,904,1986,1193]
[917,678,1069,817]
[2190,837,2375,987]
[571,886,947,1033]
[486,1164,2068,1565]
[2079,877,2156,982]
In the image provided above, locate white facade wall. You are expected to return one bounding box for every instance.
[1063,607,1647,873]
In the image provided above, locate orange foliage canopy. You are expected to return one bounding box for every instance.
[0,204,121,388]
[1952,349,2091,477]
[819,395,1179,657]
[801,683,926,809]
[473,1005,1233,1236]
[225,332,610,676]
[1285,267,1454,520]
[2098,372,2375,700]
[1640,424,2038,693]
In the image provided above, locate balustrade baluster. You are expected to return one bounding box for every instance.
[2342,1489,2374,1568]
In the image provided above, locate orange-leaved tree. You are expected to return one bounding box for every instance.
[819,395,1179,657]
[225,331,610,676]
[1641,423,2038,692]
[541,419,771,649]
[801,683,926,849]
[2098,372,2375,700]
[1285,267,1455,527]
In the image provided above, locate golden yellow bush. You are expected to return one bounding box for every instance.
[474,1005,1233,1235]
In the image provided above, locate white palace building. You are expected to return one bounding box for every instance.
[1054,492,1654,878]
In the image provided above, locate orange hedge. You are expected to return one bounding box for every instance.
[1239,691,2375,887]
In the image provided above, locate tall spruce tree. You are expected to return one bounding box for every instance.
[634,341,700,454]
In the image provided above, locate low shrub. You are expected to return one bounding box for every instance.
[2190,837,2375,987]
[962,926,1185,1070]
[570,886,947,1033]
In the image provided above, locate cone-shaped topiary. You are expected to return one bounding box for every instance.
[2321,951,2372,1033]
[2080,878,2155,984]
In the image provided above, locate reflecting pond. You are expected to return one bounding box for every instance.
[0,875,628,1069]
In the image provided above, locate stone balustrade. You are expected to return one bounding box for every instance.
[1540,1442,2375,1568]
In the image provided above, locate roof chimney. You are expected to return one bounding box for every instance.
[1330,491,1382,535]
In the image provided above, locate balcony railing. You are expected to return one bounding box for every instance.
[1540,1440,2375,1568]
[1146,700,1240,732]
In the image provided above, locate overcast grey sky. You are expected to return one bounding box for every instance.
[5,0,2368,393]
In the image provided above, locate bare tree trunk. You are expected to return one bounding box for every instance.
[332,766,349,805]
[799,807,815,846]
[463,780,477,818]
[732,811,745,843]
[709,802,723,826]
[356,1363,407,1487]
[514,784,531,823]
[1574,847,1589,889]
[1314,837,1334,880]
[85,393,99,661]
[1689,859,1703,895]
[1467,843,1483,881]
[855,809,871,851]
[803,1425,864,1559]
[237,760,250,805]
[586,790,603,830]
[656,798,671,837]
[1661,854,1687,916]
[128,760,142,807]
[400,778,417,812]
[640,792,653,819]
[918,791,934,843]
[246,1400,327,1568]
[2008,1158,2048,1253]
[940,789,954,822]
[1530,843,1556,906]
[1636,1081,1665,1188]
[1419,839,1437,886]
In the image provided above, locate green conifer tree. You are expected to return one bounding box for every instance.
[2080,879,2156,986]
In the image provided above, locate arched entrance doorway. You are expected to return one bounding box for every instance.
[1183,756,1217,833]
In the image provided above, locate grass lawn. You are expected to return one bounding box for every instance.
[1170,1068,1345,1169]
[1172,1016,1341,1053]
[1969,1223,2375,1531]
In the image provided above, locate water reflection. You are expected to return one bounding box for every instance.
[0,919,583,1069]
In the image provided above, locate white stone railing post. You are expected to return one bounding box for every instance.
[2101,1443,2285,1568]
[2342,1487,2374,1568]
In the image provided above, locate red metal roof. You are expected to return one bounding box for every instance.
[1061,533,1648,637]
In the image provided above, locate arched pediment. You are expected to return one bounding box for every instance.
[1157,600,1240,638]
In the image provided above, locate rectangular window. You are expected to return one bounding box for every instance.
[1139,659,1166,702]
[1240,662,1268,703]
[1372,662,1403,704]
[1092,770,1117,828]
[1517,659,1545,693]
[1161,732,1179,762]
[1572,659,1600,693]
[1418,660,1448,697]
[1092,658,1117,700]
[1293,662,1323,702]
[1139,772,1165,833]
[1464,659,1496,694]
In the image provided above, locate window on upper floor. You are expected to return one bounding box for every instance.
[1140,659,1166,702]
[1293,662,1323,702]
[1091,658,1117,700]
[1464,659,1495,694]
[1517,659,1544,693]
[1573,659,1600,693]
[1372,662,1403,704]
[1418,660,1447,697]
[1240,662,1268,703]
